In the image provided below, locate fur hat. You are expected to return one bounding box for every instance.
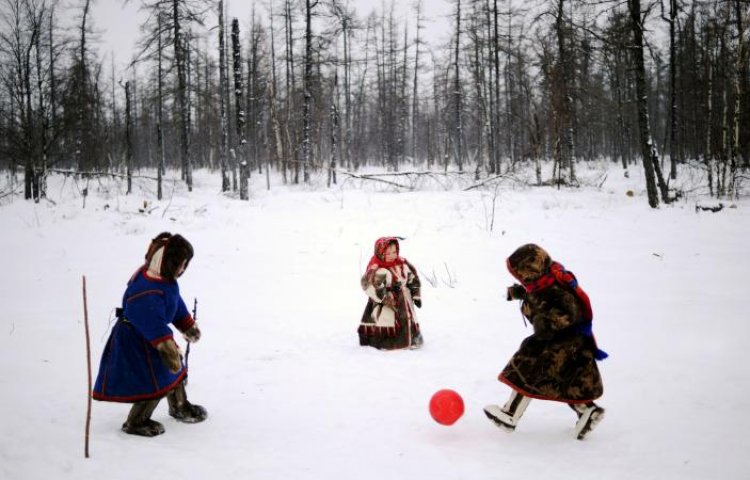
[145,232,194,280]
[507,243,551,284]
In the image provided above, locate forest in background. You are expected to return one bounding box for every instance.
[1,0,748,208]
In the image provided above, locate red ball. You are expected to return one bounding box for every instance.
[429,389,465,426]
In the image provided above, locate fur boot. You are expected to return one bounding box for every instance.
[484,391,531,432]
[167,380,207,423]
[571,402,605,440]
[122,399,164,437]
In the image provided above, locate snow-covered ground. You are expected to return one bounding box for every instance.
[1,163,747,480]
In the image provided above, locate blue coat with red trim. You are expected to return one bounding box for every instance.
[93,267,195,403]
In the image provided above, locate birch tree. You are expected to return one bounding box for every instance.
[453,0,464,171]
[156,11,166,199]
[232,18,249,200]
[217,1,229,191]
[302,0,319,183]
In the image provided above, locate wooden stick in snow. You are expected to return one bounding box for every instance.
[82,276,92,458]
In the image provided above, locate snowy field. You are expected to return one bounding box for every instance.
[1,163,748,480]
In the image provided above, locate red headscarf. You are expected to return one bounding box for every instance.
[366,237,406,273]
[518,261,593,322]
[506,243,605,360]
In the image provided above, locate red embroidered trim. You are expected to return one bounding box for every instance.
[93,370,187,403]
[126,289,164,303]
[498,374,598,404]
[142,268,174,284]
[173,314,195,332]
[359,324,400,338]
[150,335,173,347]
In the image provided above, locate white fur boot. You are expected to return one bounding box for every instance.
[573,403,605,440]
[484,391,531,432]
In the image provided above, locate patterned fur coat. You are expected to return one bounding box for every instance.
[499,244,604,403]
[358,237,423,350]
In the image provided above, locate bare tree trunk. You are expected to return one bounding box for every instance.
[629,0,659,208]
[705,38,715,197]
[202,43,212,170]
[555,0,575,184]
[218,0,230,192]
[33,12,48,199]
[125,81,133,194]
[329,73,339,187]
[408,2,423,165]
[110,57,116,172]
[186,30,194,167]
[269,0,284,187]
[157,11,165,200]
[27,56,38,201]
[172,0,192,191]
[76,0,91,174]
[506,2,515,170]
[398,24,409,169]
[484,0,496,177]
[720,63,729,197]
[454,0,463,171]
[333,2,353,170]
[380,7,392,170]
[248,7,259,175]
[285,0,298,183]
[668,0,678,179]
[353,16,373,170]
[492,0,501,174]
[47,7,56,183]
[301,0,316,183]
[613,56,630,175]
[29,4,43,202]
[731,0,745,197]
[469,1,485,180]
[232,18,249,200]
[266,2,287,190]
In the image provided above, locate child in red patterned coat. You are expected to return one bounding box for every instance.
[358,237,423,350]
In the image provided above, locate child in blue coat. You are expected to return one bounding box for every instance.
[93,232,207,436]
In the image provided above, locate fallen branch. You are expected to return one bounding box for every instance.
[336,170,414,190]
[463,173,517,191]
[0,184,22,200]
[356,170,469,178]
[695,203,724,213]
[597,173,609,189]
[47,168,162,182]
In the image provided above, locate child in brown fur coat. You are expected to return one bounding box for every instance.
[484,243,607,440]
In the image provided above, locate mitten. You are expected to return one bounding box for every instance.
[183,323,201,343]
[507,284,526,301]
[156,340,182,373]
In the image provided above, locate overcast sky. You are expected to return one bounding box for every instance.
[89,0,454,74]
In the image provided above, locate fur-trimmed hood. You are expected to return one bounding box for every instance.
[145,232,194,281]
[506,243,551,285]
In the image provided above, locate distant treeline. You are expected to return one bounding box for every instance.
[0,0,748,206]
